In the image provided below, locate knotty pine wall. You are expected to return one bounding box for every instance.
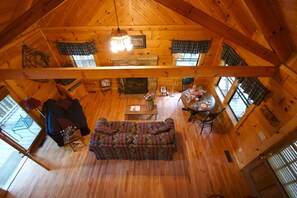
[41,25,220,91]
[225,56,297,168]
[0,25,60,108]
[1,24,297,170]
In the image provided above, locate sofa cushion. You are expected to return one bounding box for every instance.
[109,121,137,133]
[95,126,117,135]
[135,122,154,134]
[95,118,109,127]
[92,132,133,145]
[112,133,133,144]
[150,124,171,135]
[133,132,174,145]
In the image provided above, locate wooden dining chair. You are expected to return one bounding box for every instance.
[194,108,225,135]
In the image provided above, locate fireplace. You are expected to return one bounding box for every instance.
[118,77,157,95]
[124,78,148,94]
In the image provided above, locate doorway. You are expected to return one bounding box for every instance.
[0,95,42,189]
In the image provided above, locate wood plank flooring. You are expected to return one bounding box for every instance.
[4,91,253,198]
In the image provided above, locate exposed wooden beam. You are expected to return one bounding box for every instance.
[0,66,278,80]
[243,0,293,64]
[153,0,281,65]
[0,0,67,49]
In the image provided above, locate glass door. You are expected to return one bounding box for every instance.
[0,95,42,189]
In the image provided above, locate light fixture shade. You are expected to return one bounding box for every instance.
[110,29,133,53]
[25,97,41,110]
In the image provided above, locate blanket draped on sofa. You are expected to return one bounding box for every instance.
[89,118,177,160]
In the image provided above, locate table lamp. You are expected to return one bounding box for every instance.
[25,97,45,118]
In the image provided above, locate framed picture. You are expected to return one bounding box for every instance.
[100,78,111,87]
[131,35,146,49]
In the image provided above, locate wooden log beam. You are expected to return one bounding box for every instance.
[243,0,294,64]
[0,0,67,49]
[153,0,281,65]
[0,66,278,80]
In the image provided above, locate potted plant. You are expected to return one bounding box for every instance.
[144,92,155,111]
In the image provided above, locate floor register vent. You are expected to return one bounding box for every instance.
[224,150,233,163]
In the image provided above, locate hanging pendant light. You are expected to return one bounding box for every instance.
[110,0,133,53]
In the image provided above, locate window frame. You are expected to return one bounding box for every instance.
[228,87,252,121]
[71,54,96,67]
[174,53,201,66]
[217,77,235,97]
[215,75,253,123]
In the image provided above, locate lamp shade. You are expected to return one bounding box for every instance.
[25,97,41,110]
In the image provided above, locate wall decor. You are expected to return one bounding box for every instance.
[260,105,280,127]
[100,78,112,92]
[131,35,146,49]
[22,45,50,82]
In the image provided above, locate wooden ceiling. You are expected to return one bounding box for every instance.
[0,0,296,79]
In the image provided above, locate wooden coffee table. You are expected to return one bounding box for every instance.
[124,105,158,120]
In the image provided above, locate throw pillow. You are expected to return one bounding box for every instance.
[57,118,76,129]
[56,99,72,110]
[150,124,171,135]
[95,126,117,135]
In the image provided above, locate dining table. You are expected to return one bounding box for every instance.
[180,88,216,122]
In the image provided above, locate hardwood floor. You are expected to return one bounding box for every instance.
[5,91,253,198]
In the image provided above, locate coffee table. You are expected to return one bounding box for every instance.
[124,105,158,120]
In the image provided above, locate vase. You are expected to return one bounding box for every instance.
[146,100,154,111]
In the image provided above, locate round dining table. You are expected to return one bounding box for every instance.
[180,88,216,122]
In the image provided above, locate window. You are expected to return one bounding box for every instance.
[228,86,253,120]
[176,53,201,66]
[217,77,235,97]
[216,44,269,122]
[0,95,42,189]
[268,139,297,197]
[217,78,253,120]
[171,40,211,66]
[72,55,96,67]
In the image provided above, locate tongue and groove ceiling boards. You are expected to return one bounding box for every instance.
[0,0,296,79]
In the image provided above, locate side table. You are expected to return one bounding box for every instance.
[63,129,86,151]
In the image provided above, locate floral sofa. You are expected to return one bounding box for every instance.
[89,118,177,160]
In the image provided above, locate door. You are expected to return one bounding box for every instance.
[243,157,288,198]
[0,95,42,189]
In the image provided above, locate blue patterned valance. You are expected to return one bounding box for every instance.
[221,44,269,106]
[221,44,246,66]
[57,41,97,55]
[238,77,270,106]
[171,40,211,54]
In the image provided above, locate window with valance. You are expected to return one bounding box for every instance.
[221,44,247,66]
[57,41,97,55]
[171,40,211,66]
[217,44,270,121]
[56,41,97,67]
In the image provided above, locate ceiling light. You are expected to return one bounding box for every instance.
[110,0,133,53]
